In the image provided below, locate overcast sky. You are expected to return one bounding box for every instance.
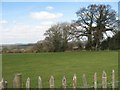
[0,0,119,44]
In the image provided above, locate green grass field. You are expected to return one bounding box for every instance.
[2,51,118,88]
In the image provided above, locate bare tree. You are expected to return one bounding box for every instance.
[44,22,72,52]
[75,4,117,50]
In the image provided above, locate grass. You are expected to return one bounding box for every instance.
[2,51,118,88]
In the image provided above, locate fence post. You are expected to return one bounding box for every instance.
[26,77,30,90]
[49,76,54,89]
[112,70,115,90]
[83,74,87,89]
[102,71,107,90]
[94,72,97,90]
[73,74,77,89]
[38,76,42,90]
[62,76,66,90]
[13,73,22,89]
[0,79,3,90]
[0,78,7,90]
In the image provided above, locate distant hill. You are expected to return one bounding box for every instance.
[1,43,36,53]
[2,43,35,49]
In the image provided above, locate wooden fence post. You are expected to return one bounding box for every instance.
[112,70,115,90]
[49,76,54,89]
[73,74,77,89]
[38,76,42,90]
[26,77,30,90]
[0,78,7,90]
[62,76,66,90]
[0,79,3,90]
[94,72,97,90]
[13,73,22,89]
[102,71,107,90]
[83,74,87,89]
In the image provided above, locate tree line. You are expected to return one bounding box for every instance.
[33,4,119,52]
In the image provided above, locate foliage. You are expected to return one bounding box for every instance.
[100,31,120,50]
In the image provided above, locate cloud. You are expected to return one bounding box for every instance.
[0,20,8,24]
[30,11,63,20]
[2,24,30,38]
[46,6,54,10]
[1,23,51,44]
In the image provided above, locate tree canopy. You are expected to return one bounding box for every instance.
[44,23,72,52]
[34,4,118,52]
[75,4,117,50]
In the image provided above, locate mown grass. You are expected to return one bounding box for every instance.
[2,51,118,88]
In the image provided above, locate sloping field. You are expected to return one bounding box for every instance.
[2,51,118,88]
